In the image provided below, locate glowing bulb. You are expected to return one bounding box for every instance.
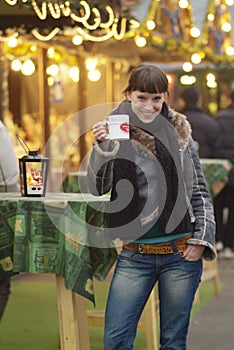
[191,53,202,64]
[85,58,97,71]
[180,75,197,85]
[179,0,189,9]
[207,80,217,88]
[182,62,193,72]
[21,59,35,76]
[207,13,214,21]
[87,69,101,82]
[146,20,156,31]
[69,66,79,82]
[11,59,22,71]
[72,35,83,46]
[135,36,147,48]
[225,0,234,6]
[206,73,216,82]
[226,46,234,55]
[7,37,18,48]
[46,64,59,77]
[47,77,54,86]
[30,45,37,52]
[190,27,200,38]
[47,47,55,59]
[222,22,231,32]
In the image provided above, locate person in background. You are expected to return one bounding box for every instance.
[87,64,216,350]
[213,90,234,258]
[179,85,221,158]
[0,119,20,321]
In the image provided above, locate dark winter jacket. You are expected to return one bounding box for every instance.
[87,101,216,261]
[215,103,234,186]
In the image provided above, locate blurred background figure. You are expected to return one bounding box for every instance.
[180,85,221,158]
[0,119,20,321]
[214,90,234,258]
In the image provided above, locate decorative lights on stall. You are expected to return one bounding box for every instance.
[69,66,79,83]
[206,72,217,88]
[1,0,233,67]
[85,57,101,82]
[131,0,234,65]
[180,75,197,85]
[135,35,147,48]
[3,0,135,42]
[21,59,36,75]
[182,62,193,72]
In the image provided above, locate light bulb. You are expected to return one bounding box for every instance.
[87,69,101,82]
[182,62,193,72]
[21,59,35,76]
[11,59,22,71]
[69,66,79,82]
[72,35,83,46]
[135,36,147,48]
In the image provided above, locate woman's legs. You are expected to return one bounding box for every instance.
[104,248,157,350]
[104,249,202,350]
[158,254,202,350]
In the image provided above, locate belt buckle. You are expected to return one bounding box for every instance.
[138,244,144,254]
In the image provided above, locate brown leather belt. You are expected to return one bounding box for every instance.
[123,234,192,255]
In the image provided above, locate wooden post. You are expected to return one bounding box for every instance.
[77,56,88,166]
[56,275,91,350]
[106,60,114,103]
[0,42,9,123]
[37,46,50,154]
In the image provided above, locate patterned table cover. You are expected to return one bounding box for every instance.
[200,158,233,198]
[0,193,117,304]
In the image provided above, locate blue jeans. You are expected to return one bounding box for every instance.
[104,247,202,350]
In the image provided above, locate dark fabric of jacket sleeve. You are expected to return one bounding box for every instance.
[186,138,217,260]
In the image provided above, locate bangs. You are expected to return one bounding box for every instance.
[133,74,166,94]
[123,64,169,95]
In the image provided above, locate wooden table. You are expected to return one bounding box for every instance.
[0,193,117,350]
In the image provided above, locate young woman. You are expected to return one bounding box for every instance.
[87,64,216,350]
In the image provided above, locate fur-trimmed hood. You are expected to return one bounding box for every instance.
[168,109,192,151]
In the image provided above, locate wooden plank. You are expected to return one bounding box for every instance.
[56,275,91,350]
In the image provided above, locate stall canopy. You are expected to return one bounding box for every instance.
[0,0,233,66]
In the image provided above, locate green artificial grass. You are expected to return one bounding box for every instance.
[0,274,219,350]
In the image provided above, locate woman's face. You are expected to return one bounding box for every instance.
[127,90,165,123]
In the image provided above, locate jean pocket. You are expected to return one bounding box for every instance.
[119,247,140,260]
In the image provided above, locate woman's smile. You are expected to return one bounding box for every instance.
[127,90,165,123]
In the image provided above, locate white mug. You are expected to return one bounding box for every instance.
[106,114,130,140]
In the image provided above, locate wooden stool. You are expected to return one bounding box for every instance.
[194,259,220,304]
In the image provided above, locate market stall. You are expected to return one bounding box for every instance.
[0,0,233,183]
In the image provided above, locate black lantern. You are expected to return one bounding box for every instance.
[19,150,49,197]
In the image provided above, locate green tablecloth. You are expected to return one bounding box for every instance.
[200,158,233,198]
[0,193,117,304]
